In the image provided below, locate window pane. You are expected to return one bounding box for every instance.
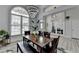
[11,26,21,35]
[22,17,29,34]
[22,26,29,34]
[11,15,21,25]
[22,17,29,25]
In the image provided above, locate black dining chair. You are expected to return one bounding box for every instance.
[38,31,43,36]
[43,36,60,53]
[51,36,60,53]
[24,31,30,35]
[23,31,30,46]
[44,32,50,38]
[24,31,30,42]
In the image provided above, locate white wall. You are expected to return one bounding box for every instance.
[0,5,12,33]
[65,6,79,38]
[46,15,52,32]
[54,12,64,30]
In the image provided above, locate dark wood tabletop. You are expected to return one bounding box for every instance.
[23,35,54,48]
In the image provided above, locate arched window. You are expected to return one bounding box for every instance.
[11,7,29,35]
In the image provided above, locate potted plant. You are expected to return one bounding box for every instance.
[0,30,8,37]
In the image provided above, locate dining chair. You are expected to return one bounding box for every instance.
[44,32,50,38]
[43,36,60,53]
[23,31,30,46]
[38,31,43,36]
[51,36,60,53]
[24,31,30,35]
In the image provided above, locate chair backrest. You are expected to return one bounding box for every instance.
[52,36,60,48]
[50,36,60,53]
[38,31,43,36]
[44,32,50,38]
[24,31,30,35]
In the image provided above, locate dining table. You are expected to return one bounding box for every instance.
[23,34,58,53]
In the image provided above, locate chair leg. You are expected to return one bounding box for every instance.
[17,43,18,53]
